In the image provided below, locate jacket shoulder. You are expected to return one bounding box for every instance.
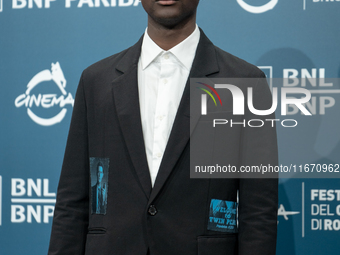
[81,47,131,80]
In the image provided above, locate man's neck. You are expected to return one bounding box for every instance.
[146,18,196,51]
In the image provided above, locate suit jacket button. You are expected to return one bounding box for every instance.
[148,205,157,216]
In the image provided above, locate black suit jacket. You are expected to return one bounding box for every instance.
[48,29,278,255]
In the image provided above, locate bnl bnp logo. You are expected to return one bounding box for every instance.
[11,178,56,224]
[283,68,339,116]
[260,66,340,116]
[14,62,74,126]
[197,81,312,128]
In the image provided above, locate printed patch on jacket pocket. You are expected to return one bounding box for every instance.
[90,157,109,215]
[207,199,238,233]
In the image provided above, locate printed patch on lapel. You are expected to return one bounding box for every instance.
[90,157,110,215]
[207,199,238,233]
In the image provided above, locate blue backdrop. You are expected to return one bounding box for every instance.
[1,0,339,254]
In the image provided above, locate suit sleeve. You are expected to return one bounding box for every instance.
[48,73,89,255]
[238,74,278,255]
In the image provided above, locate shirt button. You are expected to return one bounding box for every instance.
[163,79,168,84]
[164,54,169,59]
[158,115,163,121]
[148,205,157,216]
[157,153,162,158]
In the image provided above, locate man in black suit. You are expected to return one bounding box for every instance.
[48,0,278,254]
[91,162,107,214]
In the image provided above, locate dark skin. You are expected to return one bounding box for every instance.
[141,0,200,51]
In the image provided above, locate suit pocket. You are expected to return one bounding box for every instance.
[87,227,107,235]
[197,235,237,255]
[84,230,109,255]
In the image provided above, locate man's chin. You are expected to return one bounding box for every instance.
[152,15,185,29]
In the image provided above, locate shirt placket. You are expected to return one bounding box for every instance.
[151,52,173,180]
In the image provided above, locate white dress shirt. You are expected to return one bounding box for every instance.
[137,25,200,186]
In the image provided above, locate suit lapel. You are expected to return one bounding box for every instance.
[112,37,153,199]
[149,29,220,204]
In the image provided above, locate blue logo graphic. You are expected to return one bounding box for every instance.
[208,199,238,233]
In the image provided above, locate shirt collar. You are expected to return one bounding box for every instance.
[140,24,200,71]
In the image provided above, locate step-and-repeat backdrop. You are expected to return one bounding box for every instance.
[1,0,339,254]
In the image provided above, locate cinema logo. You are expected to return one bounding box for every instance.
[14,62,74,126]
[237,0,278,14]
[11,178,56,224]
[197,80,312,128]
